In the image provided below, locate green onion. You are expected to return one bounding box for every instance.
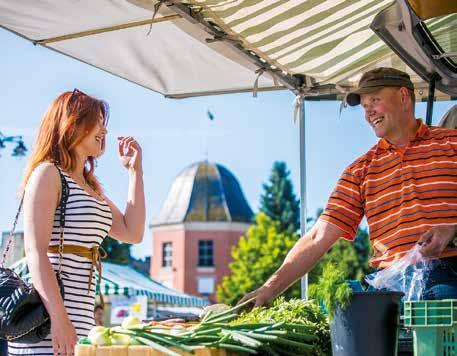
[204,297,256,323]
[134,337,182,356]
[238,331,278,341]
[138,332,194,353]
[217,342,258,354]
[275,336,313,350]
[202,313,238,324]
[222,330,262,348]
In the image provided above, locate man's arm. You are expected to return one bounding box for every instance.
[238,219,343,307]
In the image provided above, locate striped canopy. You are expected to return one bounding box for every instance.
[187,0,397,85]
[10,258,208,307]
[1,0,455,99]
[183,0,457,99]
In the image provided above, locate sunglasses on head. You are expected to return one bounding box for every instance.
[68,89,109,126]
[69,88,88,106]
[68,88,87,111]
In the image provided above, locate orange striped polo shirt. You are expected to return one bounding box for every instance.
[320,119,457,268]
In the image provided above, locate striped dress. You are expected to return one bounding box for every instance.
[320,120,457,268]
[8,169,112,355]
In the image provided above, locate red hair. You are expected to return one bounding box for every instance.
[21,90,109,194]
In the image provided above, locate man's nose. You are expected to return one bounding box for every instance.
[365,106,376,118]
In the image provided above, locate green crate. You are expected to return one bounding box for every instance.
[404,300,457,356]
[404,300,457,327]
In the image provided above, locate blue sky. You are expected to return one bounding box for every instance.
[1,28,455,259]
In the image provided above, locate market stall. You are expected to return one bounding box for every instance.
[2,1,457,355]
[99,262,208,325]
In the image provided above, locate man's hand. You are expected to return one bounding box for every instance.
[237,221,342,310]
[417,225,456,257]
[237,286,275,309]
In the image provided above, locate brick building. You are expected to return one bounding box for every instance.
[150,161,253,303]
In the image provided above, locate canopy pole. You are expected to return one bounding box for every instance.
[298,96,308,300]
[165,1,302,93]
[35,15,181,45]
[425,76,436,125]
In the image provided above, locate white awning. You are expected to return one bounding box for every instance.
[0,0,278,98]
[1,0,455,99]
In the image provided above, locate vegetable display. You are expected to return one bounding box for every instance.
[77,297,330,355]
[233,297,330,356]
[309,263,352,321]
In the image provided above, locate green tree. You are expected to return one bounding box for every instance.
[353,228,373,275]
[259,161,300,234]
[308,209,373,285]
[216,213,301,305]
[101,236,131,264]
[308,239,363,285]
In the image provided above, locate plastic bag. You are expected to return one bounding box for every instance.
[365,244,440,301]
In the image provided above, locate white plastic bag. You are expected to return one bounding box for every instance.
[365,245,440,301]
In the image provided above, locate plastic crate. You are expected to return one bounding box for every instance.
[404,300,457,356]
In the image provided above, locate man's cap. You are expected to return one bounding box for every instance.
[346,67,415,106]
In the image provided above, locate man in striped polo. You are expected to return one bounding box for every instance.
[241,67,457,306]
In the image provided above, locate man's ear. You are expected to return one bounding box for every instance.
[398,87,412,109]
[398,87,407,101]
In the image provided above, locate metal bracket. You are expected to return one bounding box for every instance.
[164,1,305,94]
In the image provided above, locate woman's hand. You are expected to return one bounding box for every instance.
[117,136,142,172]
[106,136,145,244]
[50,315,78,356]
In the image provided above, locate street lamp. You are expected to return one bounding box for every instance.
[0,131,28,157]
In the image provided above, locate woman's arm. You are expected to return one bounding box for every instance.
[23,163,77,356]
[105,169,145,243]
[106,136,145,244]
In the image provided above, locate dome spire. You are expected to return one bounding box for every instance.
[152,161,253,226]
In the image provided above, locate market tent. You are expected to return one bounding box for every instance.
[1,1,455,99]
[99,262,208,307]
[9,258,208,307]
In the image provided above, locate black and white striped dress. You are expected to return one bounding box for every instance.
[8,169,112,355]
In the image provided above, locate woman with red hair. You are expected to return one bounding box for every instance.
[8,89,145,356]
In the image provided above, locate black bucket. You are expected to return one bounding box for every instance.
[330,291,403,356]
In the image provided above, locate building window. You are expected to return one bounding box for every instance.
[162,242,172,267]
[197,276,215,295]
[198,240,214,267]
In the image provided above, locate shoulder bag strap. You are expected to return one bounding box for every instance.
[55,165,69,276]
[0,165,69,272]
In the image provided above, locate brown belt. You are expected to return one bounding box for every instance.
[47,244,107,307]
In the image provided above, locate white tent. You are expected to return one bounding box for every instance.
[1,1,455,99]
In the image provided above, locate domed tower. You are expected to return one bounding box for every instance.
[150,161,253,303]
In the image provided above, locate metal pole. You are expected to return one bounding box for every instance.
[298,96,308,300]
[425,77,436,125]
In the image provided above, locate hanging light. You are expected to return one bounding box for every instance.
[12,140,27,157]
[0,131,28,158]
